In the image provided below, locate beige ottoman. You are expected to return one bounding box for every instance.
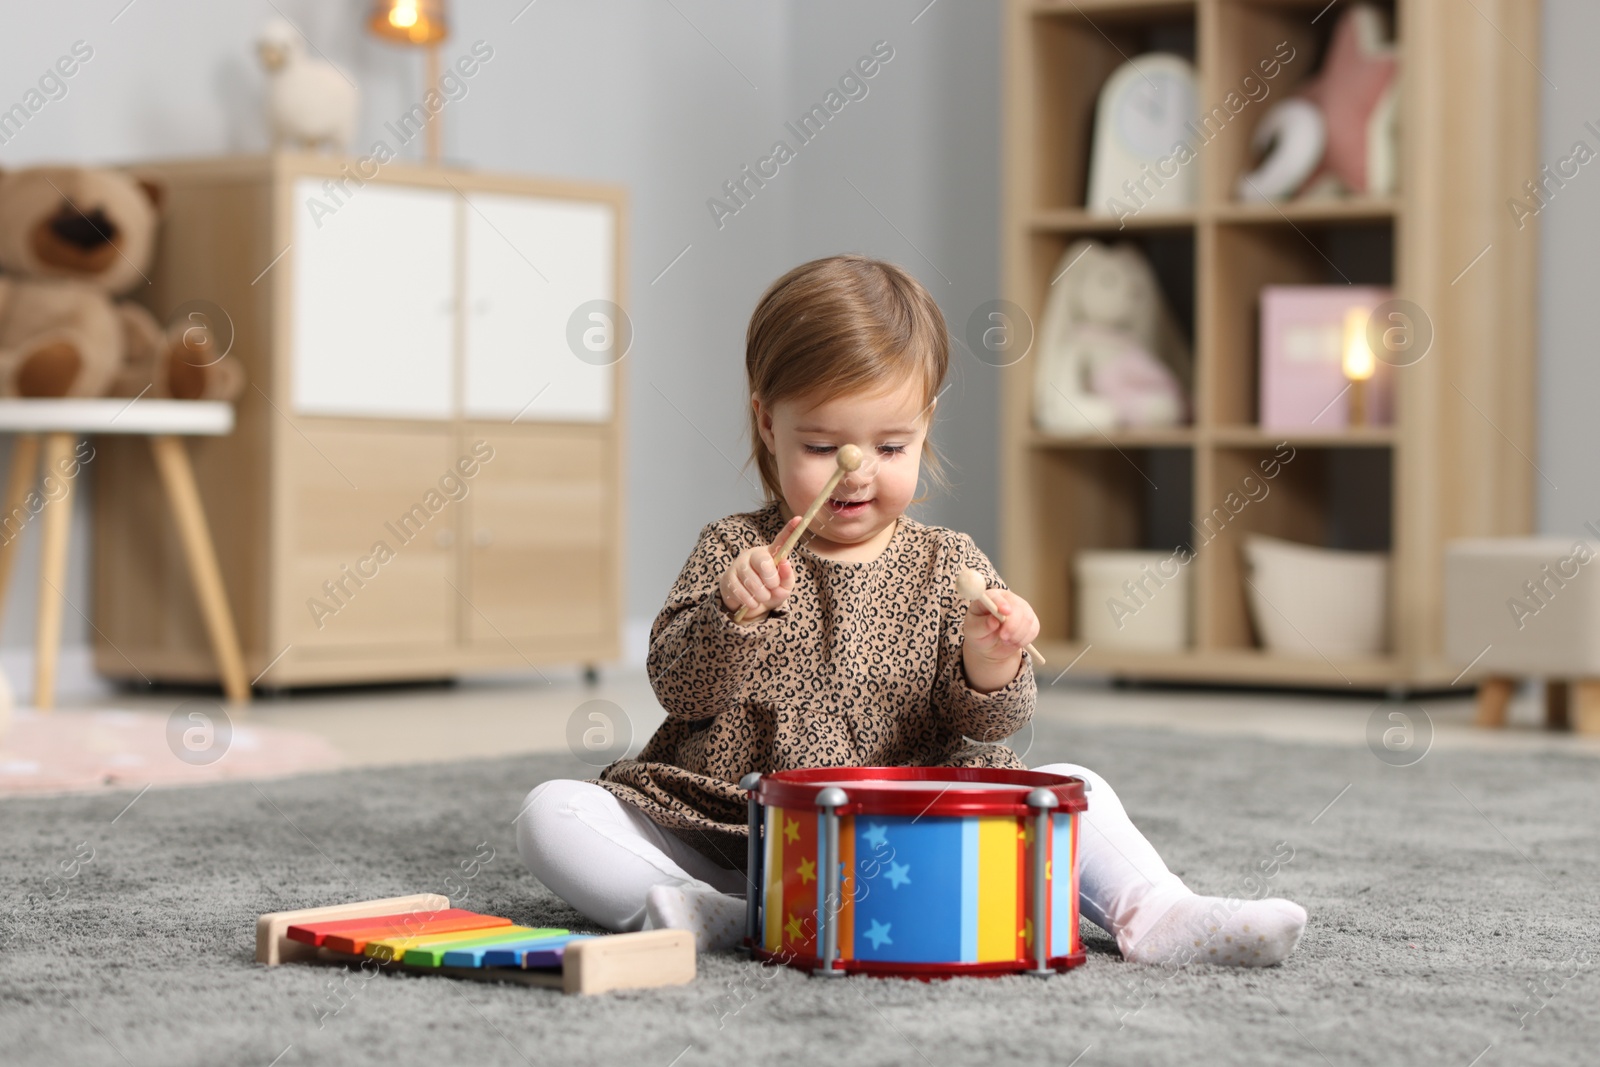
[1444,537,1600,732]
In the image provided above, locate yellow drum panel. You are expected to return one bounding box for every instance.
[976,815,1019,962]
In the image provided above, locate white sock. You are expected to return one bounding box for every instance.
[641,884,747,953]
[1120,895,1307,967]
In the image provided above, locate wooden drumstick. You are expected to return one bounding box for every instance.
[955,567,1046,665]
[733,444,865,624]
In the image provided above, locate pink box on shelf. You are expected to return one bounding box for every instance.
[1259,286,1394,430]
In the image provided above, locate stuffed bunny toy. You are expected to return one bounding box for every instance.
[1033,239,1192,434]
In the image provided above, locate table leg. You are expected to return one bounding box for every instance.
[0,434,40,618]
[1475,676,1514,728]
[149,435,250,705]
[1544,680,1571,731]
[1573,681,1600,735]
[33,434,76,712]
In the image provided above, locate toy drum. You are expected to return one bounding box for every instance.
[740,767,1088,978]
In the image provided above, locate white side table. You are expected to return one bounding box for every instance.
[0,399,249,709]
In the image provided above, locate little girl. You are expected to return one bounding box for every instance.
[517,254,1307,967]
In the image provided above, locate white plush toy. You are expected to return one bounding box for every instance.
[1033,239,1191,434]
[257,19,358,153]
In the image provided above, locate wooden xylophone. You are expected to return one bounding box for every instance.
[256,894,694,995]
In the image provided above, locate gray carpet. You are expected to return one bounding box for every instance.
[2,717,1596,1067]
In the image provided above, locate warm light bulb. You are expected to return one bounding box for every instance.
[1342,307,1376,382]
[389,1,419,29]
[366,1,447,51]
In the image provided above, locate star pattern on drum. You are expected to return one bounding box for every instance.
[1022,917,1034,948]
[783,817,800,845]
[797,857,816,885]
[1020,822,1033,845]
[862,823,889,850]
[884,860,911,889]
[863,918,893,949]
[785,912,803,942]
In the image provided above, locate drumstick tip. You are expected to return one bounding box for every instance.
[954,567,988,601]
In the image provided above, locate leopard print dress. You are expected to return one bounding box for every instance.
[594,500,1037,868]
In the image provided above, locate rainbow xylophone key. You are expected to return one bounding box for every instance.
[288,908,514,954]
[395,927,570,967]
[288,908,566,964]
[443,933,592,968]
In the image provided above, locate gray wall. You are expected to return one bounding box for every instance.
[1536,0,1600,536]
[0,0,1590,687]
[0,0,999,680]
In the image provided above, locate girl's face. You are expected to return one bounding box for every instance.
[754,375,932,552]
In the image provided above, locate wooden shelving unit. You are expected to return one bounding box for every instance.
[1000,0,1541,689]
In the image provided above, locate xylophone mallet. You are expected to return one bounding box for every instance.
[734,443,865,624]
[955,566,1047,666]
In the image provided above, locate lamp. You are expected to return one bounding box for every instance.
[366,0,450,163]
[1342,306,1376,427]
[367,0,447,45]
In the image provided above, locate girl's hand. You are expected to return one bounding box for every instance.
[720,514,803,622]
[962,586,1040,692]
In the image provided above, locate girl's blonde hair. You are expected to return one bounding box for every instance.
[745,254,948,503]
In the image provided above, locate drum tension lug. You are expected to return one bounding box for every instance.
[812,786,849,978]
[1024,787,1061,978]
[741,772,764,958]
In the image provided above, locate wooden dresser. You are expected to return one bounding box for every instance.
[94,154,627,688]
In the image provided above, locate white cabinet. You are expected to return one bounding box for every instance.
[291,181,457,419]
[285,427,458,649]
[290,179,616,424]
[464,431,612,643]
[96,156,627,690]
[463,194,615,422]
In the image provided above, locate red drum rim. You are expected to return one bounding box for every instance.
[748,942,1087,978]
[753,766,1086,816]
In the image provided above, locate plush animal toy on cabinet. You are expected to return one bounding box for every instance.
[257,19,359,153]
[0,166,244,401]
[0,166,163,398]
[1033,239,1191,435]
[118,305,245,401]
[1236,4,1399,202]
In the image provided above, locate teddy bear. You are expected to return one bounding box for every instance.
[0,165,242,400]
[1033,238,1191,434]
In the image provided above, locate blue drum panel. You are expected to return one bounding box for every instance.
[1051,812,1073,958]
[851,815,964,963]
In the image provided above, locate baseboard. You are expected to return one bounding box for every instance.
[0,629,655,702]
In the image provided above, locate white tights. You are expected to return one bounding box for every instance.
[514,763,1192,950]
